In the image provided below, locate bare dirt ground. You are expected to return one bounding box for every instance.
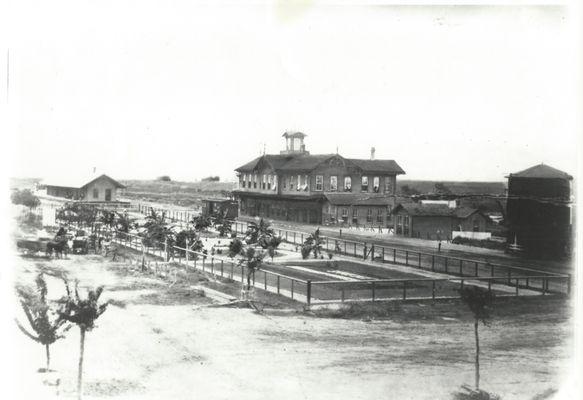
[8,250,574,400]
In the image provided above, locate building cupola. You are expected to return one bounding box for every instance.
[281,131,309,155]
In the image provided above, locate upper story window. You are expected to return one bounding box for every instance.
[290,175,294,190]
[361,176,369,192]
[273,175,277,191]
[385,176,393,194]
[376,208,383,223]
[254,174,258,189]
[373,177,380,193]
[297,175,301,191]
[352,207,358,224]
[242,174,246,188]
[262,175,266,190]
[315,175,323,191]
[267,175,272,190]
[344,176,352,192]
[330,176,338,192]
[303,175,309,191]
[283,175,287,190]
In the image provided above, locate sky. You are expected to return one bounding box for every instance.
[4,1,581,183]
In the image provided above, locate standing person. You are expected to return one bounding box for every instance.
[438,240,442,253]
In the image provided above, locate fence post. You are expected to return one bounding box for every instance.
[371,282,376,302]
[291,280,294,299]
[488,280,492,298]
[221,260,224,277]
[306,280,312,306]
[432,255,435,271]
[515,279,519,296]
[382,247,385,262]
[241,265,244,283]
[393,249,396,263]
[264,271,267,290]
[445,257,448,273]
[432,281,436,301]
[211,257,214,274]
[277,276,280,294]
[405,251,409,266]
[460,279,464,292]
[475,262,479,277]
[418,253,421,268]
[402,281,407,300]
[459,259,463,276]
[507,270,512,285]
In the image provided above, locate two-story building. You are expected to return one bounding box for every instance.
[233,132,405,226]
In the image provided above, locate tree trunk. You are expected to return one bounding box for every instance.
[474,319,480,390]
[77,327,86,400]
[45,344,50,371]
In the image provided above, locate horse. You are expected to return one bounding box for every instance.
[46,236,69,259]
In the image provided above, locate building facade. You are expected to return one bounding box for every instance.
[391,203,489,240]
[42,174,126,203]
[233,132,405,226]
[506,163,573,257]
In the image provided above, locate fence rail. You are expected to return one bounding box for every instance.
[231,221,570,296]
[90,226,570,306]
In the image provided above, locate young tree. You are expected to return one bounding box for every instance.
[301,228,325,259]
[58,280,108,400]
[11,189,41,211]
[266,236,282,261]
[114,211,135,233]
[228,238,244,258]
[213,214,232,237]
[399,184,420,196]
[142,208,176,249]
[459,286,494,391]
[191,214,212,233]
[239,247,265,295]
[15,274,71,371]
[175,228,204,257]
[245,218,275,248]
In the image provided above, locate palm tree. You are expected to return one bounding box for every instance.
[239,247,265,296]
[245,218,275,248]
[459,285,494,392]
[142,208,176,251]
[191,214,212,233]
[228,238,244,258]
[15,273,71,372]
[58,279,108,400]
[301,228,325,259]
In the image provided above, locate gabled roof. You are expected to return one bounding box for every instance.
[508,164,573,180]
[348,159,406,175]
[324,193,393,206]
[42,174,126,189]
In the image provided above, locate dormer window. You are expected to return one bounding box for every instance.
[361,176,369,192]
[242,174,246,188]
[315,175,323,191]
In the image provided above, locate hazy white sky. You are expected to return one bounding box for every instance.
[6,1,581,182]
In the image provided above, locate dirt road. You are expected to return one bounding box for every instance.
[8,253,573,400]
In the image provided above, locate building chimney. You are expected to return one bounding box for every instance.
[370,147,376,160]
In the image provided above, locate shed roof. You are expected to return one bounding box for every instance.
[42,174,126,189]
[324,193,393,206]
[508,164,573,180]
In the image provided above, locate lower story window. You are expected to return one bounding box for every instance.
[341,208,348,222]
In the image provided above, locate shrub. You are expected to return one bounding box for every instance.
[156,176,171,182]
